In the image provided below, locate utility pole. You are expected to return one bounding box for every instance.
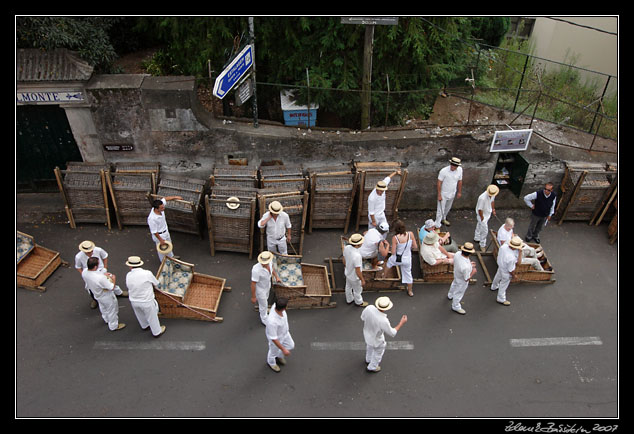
[360,24,374,130]
[248,17,258,128]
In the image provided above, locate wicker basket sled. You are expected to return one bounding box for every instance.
[307,165,359,233]
[488,230,555,284]
[337,236,403,291]
[17,231,65,292]
[271,253,335,309]
[150,174,207,238]
[415,228,457,283]
[154,256,228,322]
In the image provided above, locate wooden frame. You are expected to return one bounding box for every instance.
[308,168,359,233]
[205,189,257,259]
[154,256,228,322]
[17,231,66,292]
[150,174,207,238]
[271,253,335,309]
[257,190,309,256]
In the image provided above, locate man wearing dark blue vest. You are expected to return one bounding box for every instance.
[523,182,557,244]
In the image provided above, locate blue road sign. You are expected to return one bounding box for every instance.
[213,44,254,99]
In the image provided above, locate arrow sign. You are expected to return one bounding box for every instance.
[213,44,254,99]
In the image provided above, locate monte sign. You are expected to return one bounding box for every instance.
[213,44,254,99]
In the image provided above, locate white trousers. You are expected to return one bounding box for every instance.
[366,342,387,371]
[267,333,295,366]
[96,291,119,330]
[435,195,455,226]
[266,237,288,255]
[152,231,174,262]
[474,215,490,249]
[131,299,162,335]
[256,288,270,324]
[386,255,413,284]
[368,212,387,230]
[491,269,512,303]
[345,276,364,305]
[448,278,469,312]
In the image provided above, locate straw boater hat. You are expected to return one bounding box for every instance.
[268,200,283,214]
[375,296,393,311]
[125,256,144,267]
[257,250,274,265]
[348,233,364,246]
[449,157,462,166]
[423,231,439,245]
[156,240,173,255]
[226,196,240,210]
[487,184,500,196]
[508,236,523,250]
[375,180,388,191]
[79,240,95,253]
[459,242,476,254]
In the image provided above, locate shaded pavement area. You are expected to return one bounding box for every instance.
[15,193,618,419]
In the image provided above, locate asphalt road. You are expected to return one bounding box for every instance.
[15,196,618,419]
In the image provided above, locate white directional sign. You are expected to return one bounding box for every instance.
[213,44,254,99]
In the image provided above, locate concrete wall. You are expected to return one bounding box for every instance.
[82,74,575,211]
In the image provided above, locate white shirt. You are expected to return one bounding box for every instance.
[358,228,382,258]
[75,247,108,271]
[497,244,519,274]
[361,305,397,347]
[453,251,472,282]
[497,224,513,245]
[82,269,115,299]
[343,244,363,281]
[265,304,290,342]
[475,191,495,220]
[421,242,446,266]
[251,262,272,295]
[126,267,159,303]
[258,211,291,241]
[147,198,169,235]
[367,176,392,219]
[438,166,463,198]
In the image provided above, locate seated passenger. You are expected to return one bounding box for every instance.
[419,219,457,253]
[420,231,454,266]
[496,218,546,271]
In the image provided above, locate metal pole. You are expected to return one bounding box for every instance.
[248,17,258,128]
[306,68,310,129]
[513,54,530,113]
[361,24,374,129]
[589,75,610,134]
[384,74,390,130]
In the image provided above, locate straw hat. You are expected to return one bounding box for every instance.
[348,233,364,246]
[460,242,476,254]
[375,180,388,191]
[156,241,173,255]
[449,157,462,166]
[125,256,144,267]
[423,231,439,245]
[508,236,523,250]
[226,196,240,210]
[487,184,500,196]
[375,296,393,311]
[79,240,95,253]
[268,200,283,214]
[258,250,274,265]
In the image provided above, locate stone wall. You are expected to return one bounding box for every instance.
[82,74,578,211]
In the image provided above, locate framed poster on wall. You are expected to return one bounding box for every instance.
[490,129,533,153]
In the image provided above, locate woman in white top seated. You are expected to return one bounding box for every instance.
[420,231,454,266]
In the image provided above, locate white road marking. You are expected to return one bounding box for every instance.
[311,341,414,350]
[93,341,206,351]
[510,337,602,347]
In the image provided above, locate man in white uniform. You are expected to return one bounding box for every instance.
[75,240,127,308]
[358,222,389,269]
[125,255,166,337]
[367,170,401,229]
[148,196,182,262]
[343,233,367,307]
[474,184,499,252]
[82,257,125,331]
[265,297,295,373]
[491,236,523,306]
[447,242,477,315]
[436,157,463,227]
[258,201,292,255]
[361,296,407,373]
[496,218,544,271]
[251,251,281,325]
